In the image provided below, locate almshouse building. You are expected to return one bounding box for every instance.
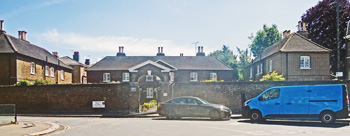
[0,20,72,85]
[59,51,88,84]
[245,21,331,81]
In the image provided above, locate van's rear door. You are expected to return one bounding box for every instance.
[282,86,309,117]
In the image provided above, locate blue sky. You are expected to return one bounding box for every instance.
[0,0,321,63]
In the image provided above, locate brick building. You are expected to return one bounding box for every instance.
[59,52,88,84]
[0,20,72,85]
[87,46,234,102]
[245,22,331,81]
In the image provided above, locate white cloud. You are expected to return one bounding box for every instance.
[38,29,196,56]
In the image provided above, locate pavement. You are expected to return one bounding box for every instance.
[0,106,243,136]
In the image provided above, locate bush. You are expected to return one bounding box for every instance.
[33,79,51,85]
[260,71,285,81]
[14,80,32,86]
[200,80,224,82]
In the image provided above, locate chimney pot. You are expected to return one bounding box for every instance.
[158,47,160,53]
[198,46,200,53]
[161,47,163,53]
[85,59,90,65]
[122,46,124,53]
[0,20,5,33]
[117,46,126,56]
[180,53,183,56]
[23,31,27,40]
[302,22,306,31]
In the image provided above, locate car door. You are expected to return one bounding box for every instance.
[258,88,281,118]
[281,86,309,117]
[172,98,190,117]
[187,98,203,117]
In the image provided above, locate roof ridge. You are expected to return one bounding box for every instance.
[4,33,18,52]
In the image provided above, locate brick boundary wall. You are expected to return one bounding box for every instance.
[0,81,349,114]
[0,83,138,114]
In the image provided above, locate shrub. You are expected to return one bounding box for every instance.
[260,71,285,81]
[33,79,51,85]
[14,80,32,86]
[200,80,224,82]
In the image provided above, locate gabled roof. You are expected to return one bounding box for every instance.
[59,56,87,67]
[128,60,171,72]
[87,56,233,71]
[0,32,72,70]
[249,32,331,65]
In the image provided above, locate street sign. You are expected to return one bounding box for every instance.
[92,101,105,108]
[336,72,343,77]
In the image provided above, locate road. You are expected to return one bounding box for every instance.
[19,116,350,136]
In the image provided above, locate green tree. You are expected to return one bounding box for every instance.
[237,47,252,80]
[208,45,238,79]
[249,24,282,57]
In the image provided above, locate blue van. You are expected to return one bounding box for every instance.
[242,84,349,123]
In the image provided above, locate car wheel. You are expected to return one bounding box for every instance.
[320,111,335,124]
[210,110,221,120]
[249,110,263,122]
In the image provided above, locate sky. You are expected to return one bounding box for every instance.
[0,0,322,64]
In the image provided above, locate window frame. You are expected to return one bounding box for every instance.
[260,64,263,74]
[146,88,153,98]
[249,68,253,78]
[190,72,198,81]
[146,75,153,82]
[30,62,36,75]
[103,73,110,82]
[269,60,273,72]
[209,72,217,81]
[50,67,55,77]
[256,65,260,75]
[45,66,49,76]
[60,70,65,80]
[122,73,130,82]
[300,56,311,69]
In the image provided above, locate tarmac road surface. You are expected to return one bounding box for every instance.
[18,116,350,136]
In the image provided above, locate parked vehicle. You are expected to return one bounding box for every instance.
[242,84,349,123]
[157,96,232,120]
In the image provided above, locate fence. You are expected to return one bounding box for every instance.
[0,104,17,125]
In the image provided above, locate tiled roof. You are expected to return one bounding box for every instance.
[0,32,72,70]
[249,32,330,65]
[59,56,87,67]
[87,56,233,71]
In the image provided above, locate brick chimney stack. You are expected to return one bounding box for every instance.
[283,30,291,39]
[73,51,80,62]
[156,47,165,56]
[52,52,58,58]
[85,59,90,65]
[116,46,126,56]
[0,20,5,33]
[196,46,205,56]
[180,53,183,56]
[297,21,309,38]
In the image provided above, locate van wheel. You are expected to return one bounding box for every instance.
[249,110,263,122]
[320,111,335,124]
